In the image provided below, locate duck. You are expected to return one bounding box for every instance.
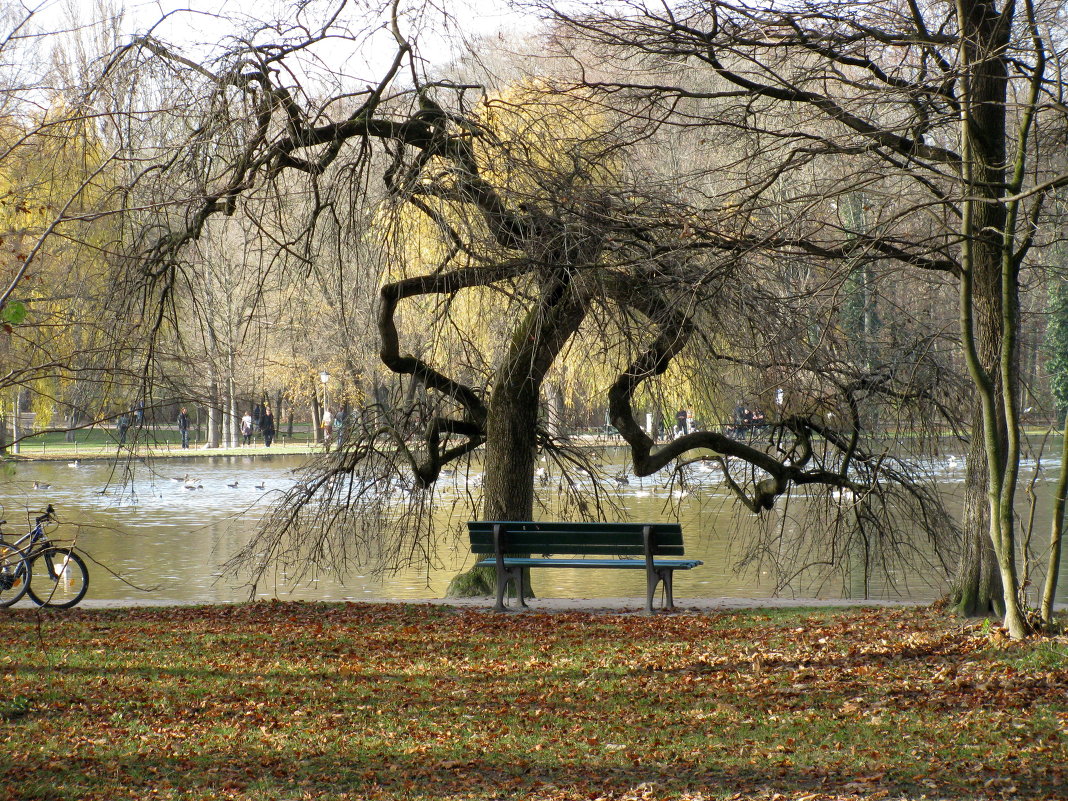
[612,472,630,487]
[67,460,80,468]
[226,480,239,489]
[832,487,857,503]
[32,480,50,490]
[171,473,189,483]
[254,481,266,490]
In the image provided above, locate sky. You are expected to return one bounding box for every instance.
[31,0,547,83]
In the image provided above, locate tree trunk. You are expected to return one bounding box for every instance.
[956,0,1028,638]
[444,284,587,599]
[311,384,322,445]
[207,374,221,449]
[1041,413,1068,622]
[445,370,540,598]
[950,404,1004,616]
[543,381,565,440]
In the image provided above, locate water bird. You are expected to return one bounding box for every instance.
[67,460,80,468]
[226,480,239,488]
[33,480,50,490]
[171,473,189,483]
[612,472,629,487]
[832,487,856,503]
[254,481,266,490]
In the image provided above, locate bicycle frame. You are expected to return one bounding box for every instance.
[1,505,56,558]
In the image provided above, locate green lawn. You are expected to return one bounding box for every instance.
[1,603,1065,800]
[3,427,319,460]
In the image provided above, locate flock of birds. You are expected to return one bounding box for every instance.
[30,461,268,493]
[27,452,970,499]
[169,474,267,491]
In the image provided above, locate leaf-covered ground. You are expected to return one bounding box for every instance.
[1,603,1065,801]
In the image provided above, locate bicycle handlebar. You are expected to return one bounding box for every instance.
[35,504,55,524]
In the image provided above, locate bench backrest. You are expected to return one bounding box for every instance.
[468,520,685,557]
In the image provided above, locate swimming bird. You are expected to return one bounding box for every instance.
[33,480,50,490]
[67,460,80,468]
[226,480,239,489]
[832,487,857,503]
[254,481,266,490]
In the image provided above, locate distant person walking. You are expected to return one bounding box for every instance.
[240,411,253,446]
[321,408,333,448]
[117,412,130,445]
[177,407,190,449]
[260,406,275,447]
[334,405,346,449]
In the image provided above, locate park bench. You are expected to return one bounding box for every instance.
[467,520,703,614]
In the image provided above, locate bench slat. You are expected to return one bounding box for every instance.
[469,521,685,556]
[475,558,703,570]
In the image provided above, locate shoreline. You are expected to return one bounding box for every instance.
[17,595,935,612]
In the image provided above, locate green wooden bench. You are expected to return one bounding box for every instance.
[468,520,703,613]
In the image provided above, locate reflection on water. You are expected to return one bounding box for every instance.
[0,450,1065,606]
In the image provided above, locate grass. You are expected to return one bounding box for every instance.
[1,603,1065,801]
[2,427,320,460]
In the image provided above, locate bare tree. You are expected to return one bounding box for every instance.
[532,0,1068,635]
[58,3,958,599]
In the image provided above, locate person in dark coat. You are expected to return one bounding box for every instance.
[260,406,275,447]
[177,407,190,449]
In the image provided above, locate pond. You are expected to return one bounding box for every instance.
[1,450,1065,606]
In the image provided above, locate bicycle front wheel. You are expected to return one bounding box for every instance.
[27,548,88,609]
[0,542,30,607]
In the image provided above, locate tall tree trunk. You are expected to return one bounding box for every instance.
[207,373,221,449]
[951,409,1005,616]
[444,282,588,598]
[311,383,322,445]
[446,366,541,598]
[1041,413,1068,622]
[227,351,237,448]
[956,0,1028,637]
[483,382,539,521]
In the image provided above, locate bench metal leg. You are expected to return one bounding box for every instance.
[645,567,677,614]
[495,565,528,612]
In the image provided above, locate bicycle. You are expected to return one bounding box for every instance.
[0,504,89,609]
[0,535,29,608]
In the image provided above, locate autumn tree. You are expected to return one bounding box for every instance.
[67,3,957,597]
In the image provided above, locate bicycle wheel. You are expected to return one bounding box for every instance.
[27,548,88,609]
[0,542,30,607]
